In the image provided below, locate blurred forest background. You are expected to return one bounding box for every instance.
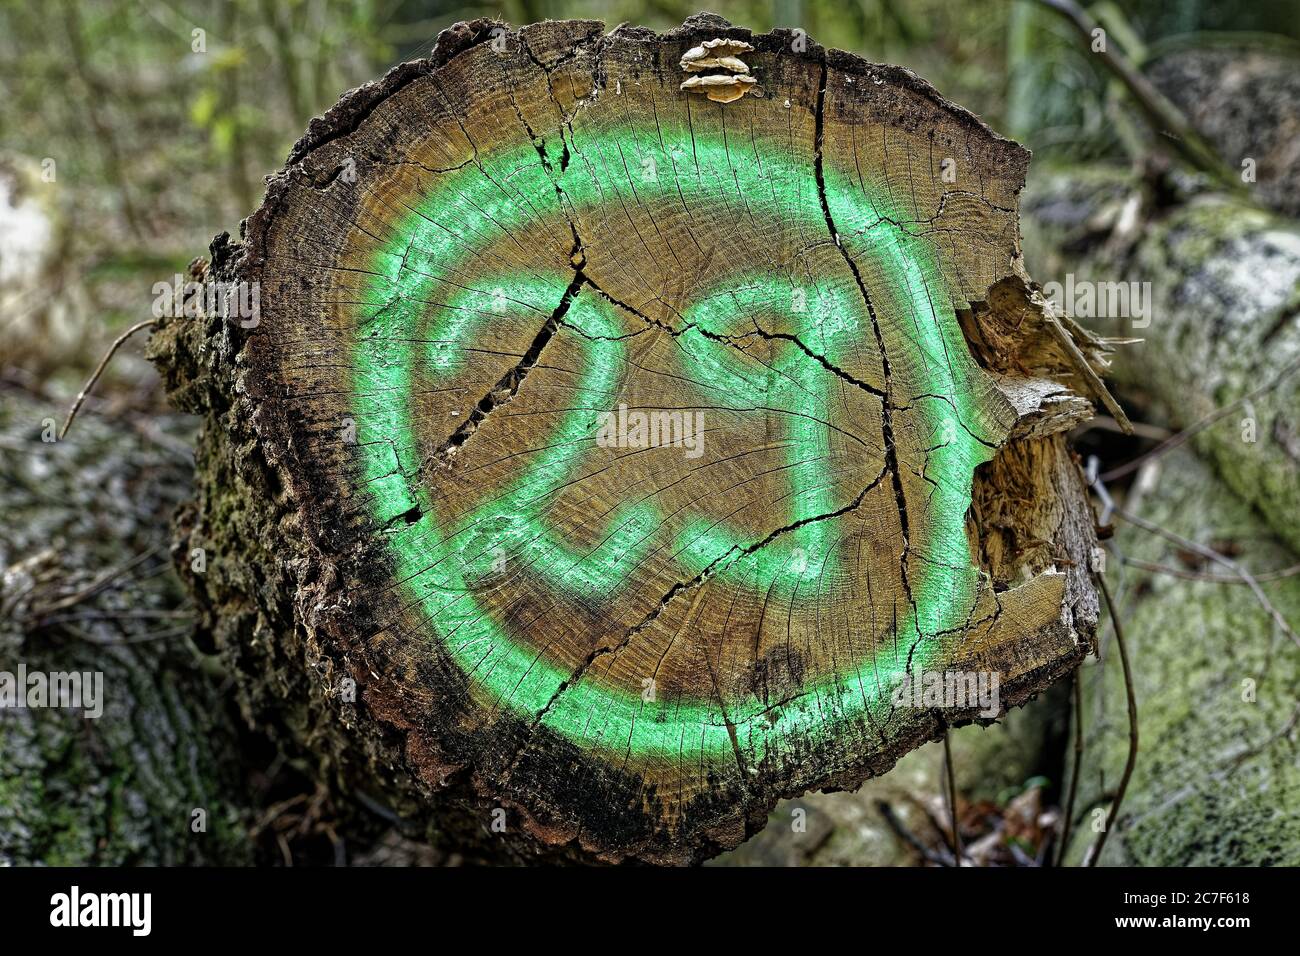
[3,0,1300,866]
[3,0,1298,391]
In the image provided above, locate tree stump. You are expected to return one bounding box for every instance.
[149,13,1105,864]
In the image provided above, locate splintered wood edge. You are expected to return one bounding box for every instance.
[164,13,1100,864]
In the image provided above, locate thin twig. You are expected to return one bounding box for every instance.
[1086,455,1117,525]
[1102,353,1300,482]
[1032,0,1242,191]
[58,622,193,646]
[943,728,963,865]
[1056,672,1085,866]
[876,800,953,867]
[40,609,192,624]
[59,318,157,440]
[32,546,161,616]
[1222,700,1300,771]
[1084,572,1138,867]
[1115,505,1300,650]
[1123,555,1300,585]
[1080,415,1172,442]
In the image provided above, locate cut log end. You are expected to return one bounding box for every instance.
[149,15,1101,864]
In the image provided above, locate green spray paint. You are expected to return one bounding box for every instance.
[350,126,995,768]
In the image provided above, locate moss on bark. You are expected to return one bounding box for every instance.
[0,391,253,865]
[1062,449,1300,865]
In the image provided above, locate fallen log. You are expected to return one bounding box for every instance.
[148,13,1104,864]
[0,392,252,866]
[1148,45,1300,218]
[1062,448,1300,866]
[1021,162,1300,865]
[1023,166,1300,554]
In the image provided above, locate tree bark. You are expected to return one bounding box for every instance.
[147,13,1103,864]
[1062,448,1300,865]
